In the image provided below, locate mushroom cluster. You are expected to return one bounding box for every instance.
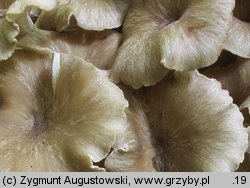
[0,0,249,172]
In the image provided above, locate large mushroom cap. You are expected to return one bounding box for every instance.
[142,71,248,171]
[0,50,128,171]
[110,0,235,88]
[202,57,250,170]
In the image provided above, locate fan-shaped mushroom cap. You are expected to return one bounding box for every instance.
[224,0,250,58]
[142,71,248,171]
[0,11,35,61]
[8,0,130,31]
[0,0,17,61]
[7,0,57,17]
[105,85,156,172]
[0,50,128,171]
[35,0,131,31]
[0,18,18,61]
[110,0,235,88]
[202,57,250,175]
[224,18,250,58]
[17,28,122,70]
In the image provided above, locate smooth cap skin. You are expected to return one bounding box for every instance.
[35,0,131,31]
[0,50,128,171]
[225,0,250,58]
[110,0,235,88]
[142,71,248,171]
[105,85,156,172]
[17,28,122,70]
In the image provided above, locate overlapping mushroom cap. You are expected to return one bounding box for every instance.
[17,28,122,70]
[0,18,18,61]
[202,57,250,171]
[203,58,250,107]
[110,0,235,88]
[105,85,156,172]
[0,50,128,171]
[0,0,17,61]
[225,0,250,58]
[0,0,39,61]
[4,0,131,32]
[0,0,129,61]
[142,71,248,171]
[34,0,131,31]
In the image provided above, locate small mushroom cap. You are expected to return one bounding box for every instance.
[0,12,35,61]
[224,0,250,58]
[0,18,18,61]
[17,28,122,70]
[203,58,250,106]
[35,0,131,31]
[0,50,128,171]
[110,0,235,88]
[105,85,156,172]
[142,70,248,171]
[224,17,250,58]
[7,0,57,17]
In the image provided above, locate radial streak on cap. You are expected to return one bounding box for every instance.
[35,0,131,31]
[224,17,250,58]
[17,28,122,70]
[143,70,248,171]
[0,50,128,171]
[224,0,250,58]
[110,0,235,88]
